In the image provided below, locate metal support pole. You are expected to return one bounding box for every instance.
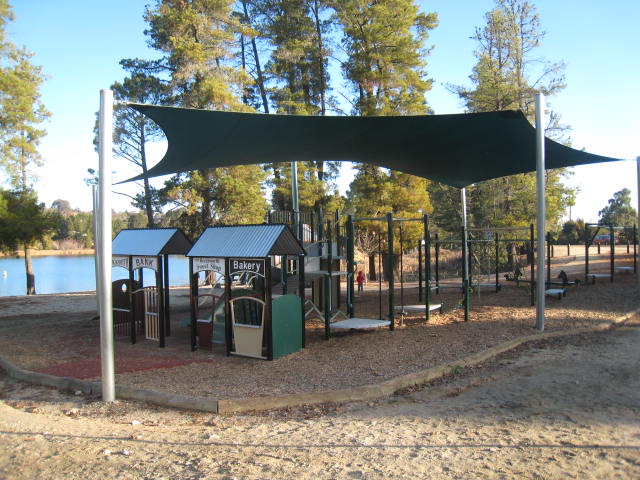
[346,215,355,317]
[387,213,394,331]
[461,188,470,322]
[435,233,440,293]
[324,220,332,340]
[546,232,551,287]
[530,224,535,306]
[535,92,546,331]
[129,256,136,345]
[418,237,423,302]
[98,89,115,402]
[399,224,404,311]
[291,162,300,240]
[189,258,197,352]
[634,225,637,273]
[157,257,165,348]
[424,214,431,322]
[609,224,615,282]
[637,157,640,236]
[298,254,306,348]
[92,185,100,316]
[163,254,170,336]
[494,232,500,292]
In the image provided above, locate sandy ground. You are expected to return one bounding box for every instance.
[0,249,638,478]
[0,252,638,400]
[0,323,638,479]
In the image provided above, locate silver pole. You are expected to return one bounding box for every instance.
[92,184,100,315]
[535,92,546,331]
[98,89,115,401]
[291,161,300,238]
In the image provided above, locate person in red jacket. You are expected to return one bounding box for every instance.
[357,270,365,292]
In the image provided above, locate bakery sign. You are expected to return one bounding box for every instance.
[229,258,265,277]
[192,257,225,274]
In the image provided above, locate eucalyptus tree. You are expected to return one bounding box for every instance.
[598,188,637,228]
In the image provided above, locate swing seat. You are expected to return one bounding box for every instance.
[545,288,566,299]
[394,303,443,314]
[615,266,634,273]
[585,273,611,284]
[330,318,391,330]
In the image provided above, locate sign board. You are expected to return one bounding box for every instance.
[112,255,129,270]
[192,257,225,274]
[132,256,158,272]
[229,258,265,277]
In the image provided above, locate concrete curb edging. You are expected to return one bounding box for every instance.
[1,309,638,415]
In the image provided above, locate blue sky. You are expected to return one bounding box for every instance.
[6,0,639,222]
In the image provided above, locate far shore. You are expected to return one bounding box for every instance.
[0,248,94,258]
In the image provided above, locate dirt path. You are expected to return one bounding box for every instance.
[1,324,638,479]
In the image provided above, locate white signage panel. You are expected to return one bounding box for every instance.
[112,255,129,270]
[193,257,225,274]
[132,256,158,271]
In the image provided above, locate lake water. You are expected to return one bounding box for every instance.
[0,255,191,297]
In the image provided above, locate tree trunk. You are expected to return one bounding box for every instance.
[24,246,36,295]
[140,125,155,227]
[368,253,377,281]
[242,0,269,114]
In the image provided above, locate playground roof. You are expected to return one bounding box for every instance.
[187,224,305,258]
[112,228,192,256]
[128,104,622,188]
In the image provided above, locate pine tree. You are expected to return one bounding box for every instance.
[331,0,438,116]
[0,1,51,294]
[258,0,339,212]
[109,63,171,226]
[144,0,269,228]
[442,0,573,232]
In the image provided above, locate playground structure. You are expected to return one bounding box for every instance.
[186,224,306,360]
[106,215,638,360]
[111,228,193,347]
[584,223,638,283]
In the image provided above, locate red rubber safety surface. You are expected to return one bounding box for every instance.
[35,356,209,380]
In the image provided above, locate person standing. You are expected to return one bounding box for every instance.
[357,270,365,292]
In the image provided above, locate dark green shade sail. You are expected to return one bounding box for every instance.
[128,104,622,188]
